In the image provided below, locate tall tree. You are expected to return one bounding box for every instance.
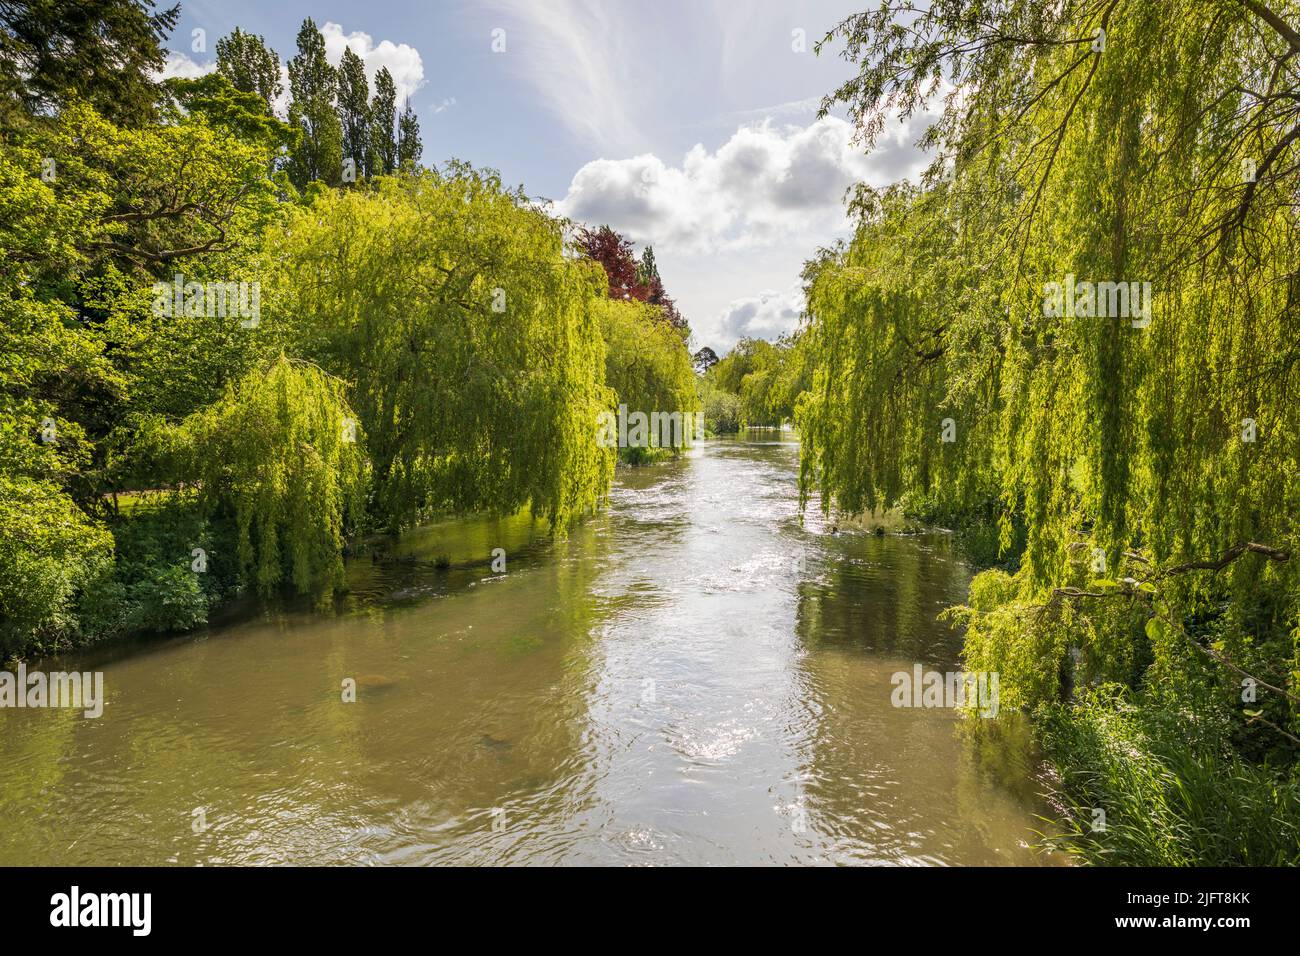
[576,226,647,302]
[215,27,281,115]
[336,46,369,175]
[637,244,687,331]
[396,98,422,169]
[0,0,178,124]
[285,17,342,188]
[262,168,615,530]
[636,245,660,291]
[367,67,397,176]
[692,346,719,375]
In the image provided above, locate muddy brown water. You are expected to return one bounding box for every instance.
[0,434,1058,865]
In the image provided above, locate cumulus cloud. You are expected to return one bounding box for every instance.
[320,22,425,104]
[156,51,215,81]
[714,284,806,345]
[557,114,929,255]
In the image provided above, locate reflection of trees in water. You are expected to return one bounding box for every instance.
[793,532,971,665]
[952,715,1064,865]
[789,533,1053,864]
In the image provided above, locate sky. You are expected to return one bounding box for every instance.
[161,0,933,352]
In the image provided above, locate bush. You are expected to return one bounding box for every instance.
[619,444,673,466]
[0,476,112,658]
[77,495,233,642]
[698,377,743,435]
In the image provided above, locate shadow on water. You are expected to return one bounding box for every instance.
[0,432,1062,865]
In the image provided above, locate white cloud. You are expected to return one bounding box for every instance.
[320,22,425,104]
[557,114,928,256]
[156,51,215,81]
[722,96,824,125]
[160,22,425,120]
[715,284,806,344]
[272,63,291,119]
[480,0,642,154]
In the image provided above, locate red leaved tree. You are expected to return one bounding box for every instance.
[576,227,689,332]
[576,225,648,302]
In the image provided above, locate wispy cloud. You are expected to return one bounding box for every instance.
[480,0,643,154]
[681,95,826,133]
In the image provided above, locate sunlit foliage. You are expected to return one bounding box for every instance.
[177,356,365,597]
[709,336,805,428]
[801,0,1300,861]
[260,168,615,529]
[597,299,699,451]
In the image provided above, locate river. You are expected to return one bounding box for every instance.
[0,433,1057,865]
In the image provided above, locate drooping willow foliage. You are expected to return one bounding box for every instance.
[707,335,809,427]
[178,356,365,598]
[597,299,699,449]
[259,168,615,530]
[800,0,1300,747]
[2,23,699,658]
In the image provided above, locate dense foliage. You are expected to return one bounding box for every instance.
[597,298,699,459]
[261,173,616,529]
[0,5,689,660]
[799,0,1300,862]
[577,226,688,332]
[704,334,807,430]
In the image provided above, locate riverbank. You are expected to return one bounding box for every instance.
[0,436,1057,865]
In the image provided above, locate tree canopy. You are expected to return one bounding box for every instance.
[0,11,683,659]
[797,0,1300,861]
[259,169,615,529]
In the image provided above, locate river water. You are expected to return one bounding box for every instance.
[0,434,1057,865]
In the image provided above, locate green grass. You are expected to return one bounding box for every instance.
[1038,691,1300,865]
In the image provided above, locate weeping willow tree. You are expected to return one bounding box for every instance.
[259,165,614,529]
[798,182,1002,516]
[708,336,806,427]
[597,299,699,452]
[178,356,365,598]
[801,0,1300,861]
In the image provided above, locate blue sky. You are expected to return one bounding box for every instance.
[163,0,932,351]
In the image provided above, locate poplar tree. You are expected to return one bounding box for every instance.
[367,67,397,176]
[336,46,370,176]
[286,17,342,187]
[215,27,281,115]
[396,98,422,169]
